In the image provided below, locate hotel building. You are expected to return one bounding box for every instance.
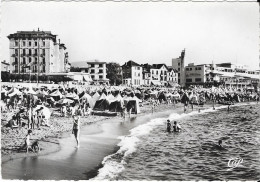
[8,30,70,76]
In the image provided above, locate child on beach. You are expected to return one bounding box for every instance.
[19,129,33,153]
[72,111,80,148]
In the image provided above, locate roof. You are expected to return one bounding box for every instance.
[151,64,168,70]
[70,61,89,68]
[122,60,140,67]
[87,60,106,64]
[8,30,57,41]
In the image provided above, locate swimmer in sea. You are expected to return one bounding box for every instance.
[216,140,226,150]
[166,120,171,133]
[173,121,181,132]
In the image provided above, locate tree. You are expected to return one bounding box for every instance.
[106,62,122,85]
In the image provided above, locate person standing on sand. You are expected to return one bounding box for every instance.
[72,111,80,148]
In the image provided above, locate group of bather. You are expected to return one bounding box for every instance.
[1,84,259,130]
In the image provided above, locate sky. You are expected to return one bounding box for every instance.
[1,1,259,69]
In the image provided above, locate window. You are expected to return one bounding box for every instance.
[99,69,103,73]
[35,57,38,64]
[195,78,201,82]
[186,79,192,83]
[42,49,45,54]
[14,66,18,73]
[35,41,37,46]
[42,57,45,64]
[29,49,32,55]
[138,73,140,77]
[178,68,180,71]
[85,69,88,72]
[23,49,26,55]
[35,49,38,55]
[15,41,18,47]
[15,57,18,64]
[186,68,189,71]
[23,41,26,47]
[91,69,95,73]
[137,67,140,70]
[91,64,94,68]
[42,40,45,47]
[91,75,94,79]
[29,41,32,47]
[29,57,32,63]
[15,49,18,55]
[99,75,103,79]
[178,63,180,66]
[178,73,180,77]
[23,57,26,64]
[43,66,45,72]
[99,64,103,68]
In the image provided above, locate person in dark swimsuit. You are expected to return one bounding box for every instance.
[166,120,171,133]
[72,112,80,148]
[173,121,181,132]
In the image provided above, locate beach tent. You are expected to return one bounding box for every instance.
[109,94,124,112]
[158,92,167,101]
[49,89,63,101]
[80,92,95,108]
[92,92,100,101]
[93,93,110,111]
[126,96,140,114]
[106,93,115,104]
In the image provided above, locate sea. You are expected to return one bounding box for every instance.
[93,103,260,181]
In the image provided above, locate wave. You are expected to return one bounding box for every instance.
[92,102,256,180]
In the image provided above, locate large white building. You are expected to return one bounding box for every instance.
[8,30,70,76]
[122,60,143,86]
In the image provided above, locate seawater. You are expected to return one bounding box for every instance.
[94,103,260,180]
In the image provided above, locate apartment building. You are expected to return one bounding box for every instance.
[122,60,143,86]
[7,30,70,76]
[70,60,108,84]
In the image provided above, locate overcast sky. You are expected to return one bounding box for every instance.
[1,2,259,69]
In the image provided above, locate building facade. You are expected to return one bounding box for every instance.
[122,60,143,86]
[8,30,70,76]
[184,62,260,89]
[70,60,109,84]
[172,49,185,87]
